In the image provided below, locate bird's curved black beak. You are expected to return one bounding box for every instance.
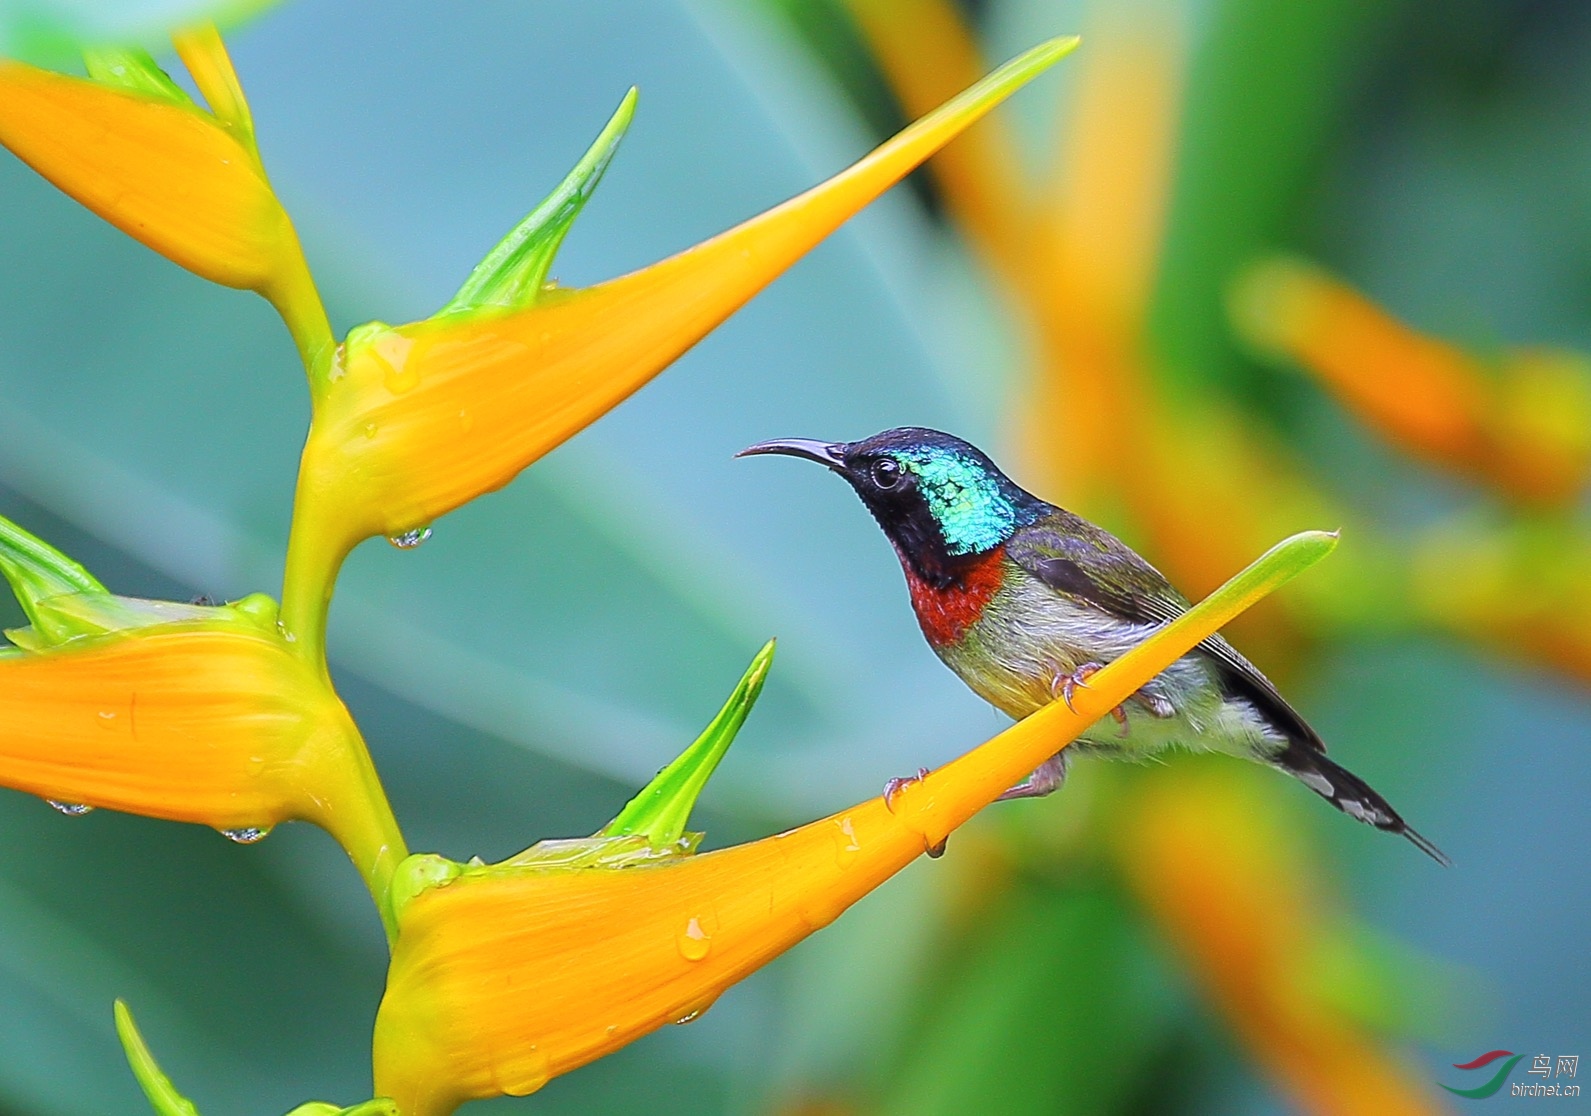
[735,438,848,471]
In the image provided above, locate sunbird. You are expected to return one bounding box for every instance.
[739,426,1448,864]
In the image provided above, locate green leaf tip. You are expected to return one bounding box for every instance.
[441,87,639,316]
[82,46,193,105]
[1182,529,1338,632]
[0,513,106,637]
[119,999,398,1116]
[952,34,1080,113]
[602,638,775,848]
[0,516,280,651]
[115,1000,202,1116]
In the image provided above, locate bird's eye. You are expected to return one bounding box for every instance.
[871,458,902,489]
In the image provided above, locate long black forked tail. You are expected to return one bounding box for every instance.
[1270,741,1452,867]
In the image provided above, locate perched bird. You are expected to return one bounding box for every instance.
[739,426,1449,864]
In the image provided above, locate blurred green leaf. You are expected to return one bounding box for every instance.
[1148,0,1411,397]
[881,883,1182,1116]
[0,1,278,64]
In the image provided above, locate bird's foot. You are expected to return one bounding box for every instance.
[997,753,1069,801]
[1051,664,1175,737]
[882,766,932,812]
[1052,662,1132,731]
[883,768,948,857]
[1052,662,1104,712]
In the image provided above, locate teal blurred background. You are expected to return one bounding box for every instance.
[0,1,1587,1113]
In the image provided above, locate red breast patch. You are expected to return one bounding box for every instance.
[903,545,1006,647]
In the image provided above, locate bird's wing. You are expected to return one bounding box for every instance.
[1007,513,1325,753]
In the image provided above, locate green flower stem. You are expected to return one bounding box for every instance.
[270,249,338,396]
[328,716,409,946]
[278,489,344,674]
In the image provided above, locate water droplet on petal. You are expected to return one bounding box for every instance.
[387,527,432,549]
[363,422,378,439]
[832,815,860,869]
[47,800,94,816]
[671,992,720,1026]
[221,826,272,844]
[677,916,711,961]
[502,1045,550,1097]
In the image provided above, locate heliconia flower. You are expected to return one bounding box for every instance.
[1414,513,1591,683]
[0,515,405,935]
[370,532,1335,1116]
[1119,765,1445,1116]
[114,1000,399,1116]
[0,25,333,372]
[1230,255,1591,507]
[279,38,1080,649]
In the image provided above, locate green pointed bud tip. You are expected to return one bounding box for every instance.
[8,590,283,651]
[285,1102,398,1116]
[601,639,775,848]
[0,513,105,638]
[114,1000,202,1116]
[440,87,638,317]
[81,47,193,106]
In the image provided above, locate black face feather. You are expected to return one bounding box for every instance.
[832,428,1048,587]
[738,427,1048,588]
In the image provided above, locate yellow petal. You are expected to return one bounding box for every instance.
[0,61,289,290]
[280,39,1080,647]
[0,622,403,928]
[371,532,1333,1115]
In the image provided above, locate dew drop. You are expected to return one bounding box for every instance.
[47,800,94,816]
[387,527,432,549]
[371,333,418,394]
[676,916,711,961]
[502,1045,551,1097]
[363,422,378,439]
[832,815,860,869]
[221,826,272,844]
[671,992,720,1026]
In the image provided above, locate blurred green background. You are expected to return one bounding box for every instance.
[0,1,1587,1113]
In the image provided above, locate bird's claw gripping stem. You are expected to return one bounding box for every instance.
[882,767,932,813]
[882,768,948,857]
